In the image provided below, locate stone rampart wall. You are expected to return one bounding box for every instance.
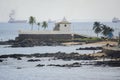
[16,34,72,41]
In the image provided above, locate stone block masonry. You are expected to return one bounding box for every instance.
[16,34,72,42]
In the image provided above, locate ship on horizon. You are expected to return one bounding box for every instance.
[112,17,120,23]
[8,10,27,23]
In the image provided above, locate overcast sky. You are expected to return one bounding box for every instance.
[0,0,120,22]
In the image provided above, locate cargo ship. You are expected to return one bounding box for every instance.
[8,10,27,23]
[112,17,120,23]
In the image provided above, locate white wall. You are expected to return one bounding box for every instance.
[59,24,71,32]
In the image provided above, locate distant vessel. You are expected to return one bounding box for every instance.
[8,10,27,23]
[112,17,120,23]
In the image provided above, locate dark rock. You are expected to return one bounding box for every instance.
[0,40,16,45]
[12,39,34,47]
[11,39,62,47]
[0,54,28,58]
[16,67,22,69]
[36,64,45,67]
[62,62,81,67]
[17,57,22,60]
[47,64,62,67]
[71,62,81,67]
[47,62,81,67]
[94,61,120,67]
[9,54,27,58]
[0,59,3,62]
[0,52,96,61]
[76,47,103,50]
[27,59,41,62]
[0,55,9,58]
[26,55,33,58]
[55,52,96,60]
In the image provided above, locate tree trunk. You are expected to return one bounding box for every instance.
[97,34,98,37]
[38,26,39,31]
[31,24,33,30]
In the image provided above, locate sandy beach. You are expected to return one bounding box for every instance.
[62,41,118,46]
[86,41,117,46]
[84,41,118,57]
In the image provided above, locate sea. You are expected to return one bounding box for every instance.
[0,22,120,80]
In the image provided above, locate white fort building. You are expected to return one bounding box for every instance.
[17,17,86,41]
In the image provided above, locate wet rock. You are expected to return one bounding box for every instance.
[62,62,81,67]
[0,55,9,58]
[16,67,22,69]
[0,54,28,58]
[47,62,81,67]
[0,40,15,45]
[70,62,81,67]
[9,54,27,58]
[27,59,41,62]
[11,39,62,47]
[76,47,103,50]
[0,59,3,62]
[47,64,62,67]
[55,53,96,60]
[94,61,120,67]
[12,39,34,47]
[36,64,45,67]
[17,57,22,60]
[0,52,96,61]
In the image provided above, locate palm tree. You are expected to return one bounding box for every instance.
[29,16,36,30]
[93,22,102,37]
[42,21,48,30]
[37,22,40,31]
[108,27,114,38]
[102,24,114,37]
[101,24,108,36]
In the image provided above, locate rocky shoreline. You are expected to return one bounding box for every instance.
[0,40,119,67]
[0,38,104,47]
[0,52,120,67]
[0,52,96,60]
[76,47,103,50]
[0,39,63,47]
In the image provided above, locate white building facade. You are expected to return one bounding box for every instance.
[54,17,71,32]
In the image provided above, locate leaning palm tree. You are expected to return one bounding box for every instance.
[29,16,36,30]
[108,27,114,38]
[42,21,48,30]
[37,22,40,31]
[102,24,114,37]
[93,22,102,37]
[101,24,108,36]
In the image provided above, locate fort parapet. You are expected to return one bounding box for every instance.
[16,30,73,41]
